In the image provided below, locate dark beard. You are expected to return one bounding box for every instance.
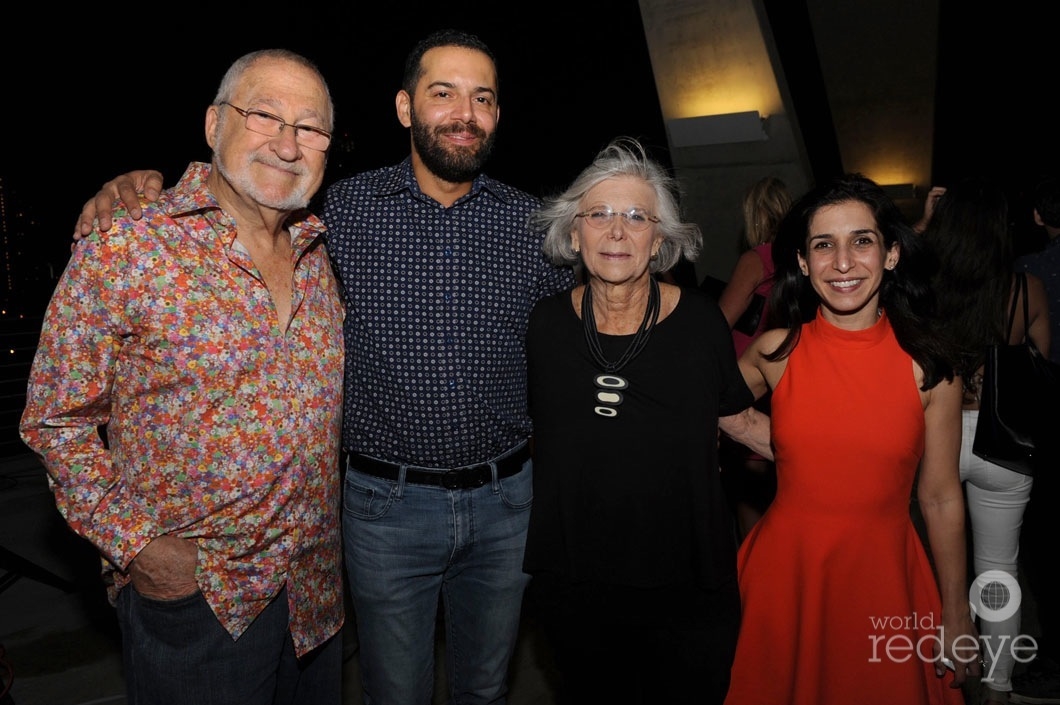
[410,108,496,184]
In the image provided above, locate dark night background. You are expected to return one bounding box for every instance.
[1,3,667,253]
[1,1,1056,459]
[0,3,669,458]
[1,1,1057,309]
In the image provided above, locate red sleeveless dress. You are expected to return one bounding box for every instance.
[723,312,965,705]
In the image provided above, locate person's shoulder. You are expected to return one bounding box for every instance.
[754,327,789,349]
[529,288,573,324]
[331,162,400,186]
[752,242,774,263]
[698,274,727,301]
[678,285,728,324]
[680,285,714,307]
[741,327,790,367]
[1024,270,1049,298]
[1019,234,1060,260]
[327,161,405,196]
[736,247,768,272]
[534,287,572,308]
[75,200,169,261]
[1014,250,1039,269]
[477,173,542,208]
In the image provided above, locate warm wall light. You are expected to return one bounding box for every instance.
[666,111,768,147]
[880,183,917,201]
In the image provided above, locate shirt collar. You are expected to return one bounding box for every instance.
[370,156,517,207]
[161,161,327,250]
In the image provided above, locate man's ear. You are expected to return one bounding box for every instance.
[396,91,412,128]
[205,105,221,150]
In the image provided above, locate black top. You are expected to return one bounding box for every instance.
[525,286,754,590]
[1016,236,1060,365]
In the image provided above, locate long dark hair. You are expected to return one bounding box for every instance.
[920,176,1013,389]
[766,173,955,390]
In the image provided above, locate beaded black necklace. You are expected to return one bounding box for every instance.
[582,277,661,417]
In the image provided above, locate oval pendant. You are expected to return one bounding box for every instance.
[594,374,628,389]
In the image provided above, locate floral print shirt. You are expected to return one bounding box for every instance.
[20,162,345,656]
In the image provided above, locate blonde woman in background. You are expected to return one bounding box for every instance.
[717,176,792,541]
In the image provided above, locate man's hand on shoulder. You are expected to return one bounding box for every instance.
[73,170,166,242]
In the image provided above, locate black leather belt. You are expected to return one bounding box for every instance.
[349,443,530,489]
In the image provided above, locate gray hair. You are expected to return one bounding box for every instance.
[532,137,702,274]
[213,49,335,131]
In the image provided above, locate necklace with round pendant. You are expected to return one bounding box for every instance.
[581,277,660,417]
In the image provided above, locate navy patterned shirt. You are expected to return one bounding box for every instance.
[322,158,576,467]
[1016,236,1060,364]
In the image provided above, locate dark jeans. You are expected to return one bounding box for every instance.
[527,573,740,705]
[343,451,533,705]
[116,586,341,705]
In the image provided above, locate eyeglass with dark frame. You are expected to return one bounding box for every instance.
[219,102,332,151]
[575,206,661,232]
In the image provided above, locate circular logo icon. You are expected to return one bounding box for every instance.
[969,569,1021,623]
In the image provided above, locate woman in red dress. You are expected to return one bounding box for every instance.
[723,174,981,705]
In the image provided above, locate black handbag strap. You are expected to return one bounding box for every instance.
[1006,272,1029,342]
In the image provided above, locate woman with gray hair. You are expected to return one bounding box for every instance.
[522,137,762,704]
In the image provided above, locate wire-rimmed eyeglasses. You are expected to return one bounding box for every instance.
[220,102,332,151]
[575,206,660,232]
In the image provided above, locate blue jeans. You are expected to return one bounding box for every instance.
[343,446,533,705]
[116,586,341,705]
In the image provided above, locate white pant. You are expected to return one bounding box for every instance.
[960,409,1034,694]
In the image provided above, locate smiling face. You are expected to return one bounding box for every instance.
[398,45,499,184]
[572,175,663,289]
[797,199,899,328]
[207,56,331,212]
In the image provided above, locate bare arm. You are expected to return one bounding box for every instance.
[1022,272,1051,358]
[717,249,765,329]
[912,186,946,233]
[73,170,166,239]
[718,331,785,458]
[719,407,773,460]
[917,372,980,685]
